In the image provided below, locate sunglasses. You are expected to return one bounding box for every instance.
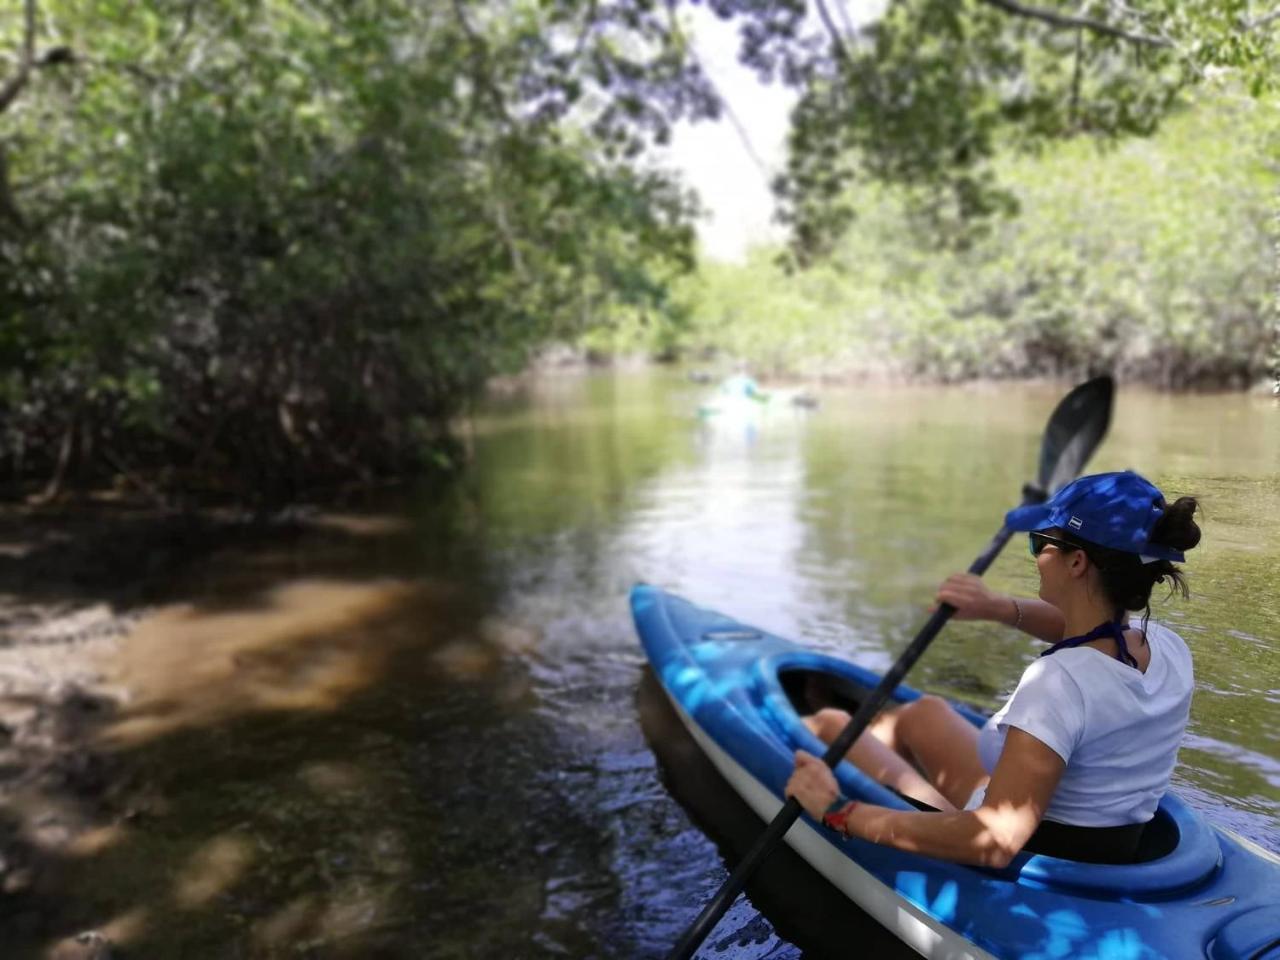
[1029,532,1081,557]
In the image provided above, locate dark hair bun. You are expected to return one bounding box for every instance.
[1152,496,1201,552]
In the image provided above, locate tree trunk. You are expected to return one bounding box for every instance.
[36,418,76,503]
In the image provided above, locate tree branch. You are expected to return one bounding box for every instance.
[812,0,853,66]
[447,0,527,281]
[0,0,37,114]
[0,146,26,226]
[686,44,771,185]
[832,0,859,39]
[75,53,161,86]
[1245,8,1280,30]
[170,0,198,55]
[977,0,1172,47]
[1069,27,1083,128]
[449,0,513,123]
[571,0,599,61]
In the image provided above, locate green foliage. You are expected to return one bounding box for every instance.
[676,249,886,377]
[0,0,701,503]
[747,0,1280,258]
[679,90,1278,388]
[2,0,1276,504]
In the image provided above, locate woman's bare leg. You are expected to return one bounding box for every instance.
[805,709,956,811]
[866,695,989,810]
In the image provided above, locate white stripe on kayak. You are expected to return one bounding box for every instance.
[1219,828,1280,866]
[664,689,997,960]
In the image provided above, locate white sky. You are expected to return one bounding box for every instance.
[661,2,885,263]
[661,7,794,263]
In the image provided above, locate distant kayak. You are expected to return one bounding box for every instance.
[696,393,771,419]
[632,585,1280,960]
[697,373,771,420]
[696,385,817,420]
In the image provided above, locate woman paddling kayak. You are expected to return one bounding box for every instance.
[786,470,1203,867]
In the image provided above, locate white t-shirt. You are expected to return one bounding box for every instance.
[967,619,1194,827]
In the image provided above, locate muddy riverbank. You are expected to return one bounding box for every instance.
[0,504,330,958]
[0,498,523,960]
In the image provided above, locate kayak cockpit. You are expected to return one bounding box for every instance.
[753,651,1222,895]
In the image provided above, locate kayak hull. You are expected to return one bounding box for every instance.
[632,585,1280,960]
[636,667,920,958]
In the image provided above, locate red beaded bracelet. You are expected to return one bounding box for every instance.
[822,800,859,837]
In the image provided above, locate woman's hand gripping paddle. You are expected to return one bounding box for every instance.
[664,375,1115,960]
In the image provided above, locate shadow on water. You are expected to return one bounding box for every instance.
[0,504,791,959]
[0,518,880,959]
[635,670,915,960]
[0,505,320,612]
[0,508,590,959]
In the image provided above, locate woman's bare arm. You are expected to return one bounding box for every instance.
[935,573,1065,644]
[838,728,1065,867]
[789,728,1066,868]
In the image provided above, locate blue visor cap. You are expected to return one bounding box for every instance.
[1005,471,1185,563]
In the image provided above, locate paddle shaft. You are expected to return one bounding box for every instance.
[666,377,1111,960]
[665,522,1020,960]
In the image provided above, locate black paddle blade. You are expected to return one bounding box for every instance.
[1038,375,1114,495]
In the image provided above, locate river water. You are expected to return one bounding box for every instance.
[18,372,1279,959]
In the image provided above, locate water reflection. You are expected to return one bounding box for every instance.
[4,372,1274,959]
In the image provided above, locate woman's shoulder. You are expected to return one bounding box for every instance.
[1132,618,1196,688]
[1013,652,1088,697]
[1037,645,1132,689]
[1133,618,1193,659]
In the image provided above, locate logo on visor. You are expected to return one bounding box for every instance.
[1067,516,1084,530]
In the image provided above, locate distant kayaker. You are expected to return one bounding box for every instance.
[786,471,1203,865]
[718,371,766,402]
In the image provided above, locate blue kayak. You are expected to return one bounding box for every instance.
[631,585,1280,960]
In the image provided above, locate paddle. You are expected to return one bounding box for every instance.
[665,374,1115,960]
